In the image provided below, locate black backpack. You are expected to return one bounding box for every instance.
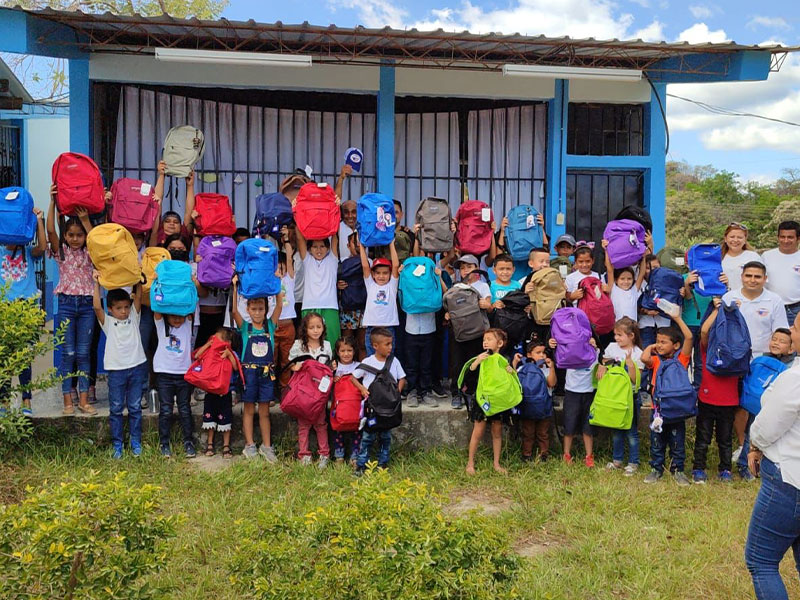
[615,205,652,233]
[337,256,367,311]
[359,355,403,432]
[491,290,532,349]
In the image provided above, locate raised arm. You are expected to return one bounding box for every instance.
[231,279,243,328]
[75,207,93,234]
[601,239,613,293]
[46,193,60,254]
[700,298,721,346]
[674,314,693,358]
[132,281,142,313]
[334,164,351,200]
[294,221,308,259]
[389,239,400,278]
[270,291,284,327]
[487,219,500,265]
[359,237,371,279]
[184,170,196,235]
[31,208,46,258]
[92,272,105,325]
[635,252,648,290]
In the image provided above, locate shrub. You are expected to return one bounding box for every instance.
[0,471,177,600]
[230,468,520,599]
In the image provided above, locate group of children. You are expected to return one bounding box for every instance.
[3,160,797,482]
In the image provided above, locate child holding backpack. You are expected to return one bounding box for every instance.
[565,244,599,304]
[602,237,649,322]
[149,161,194,249]
[295,216,340,345]
[232,283,284,462]
[513,337,556,462]
[196,327,238,459]
[46,194,97,416]
[331,336,362,464]
[359,238,400,356]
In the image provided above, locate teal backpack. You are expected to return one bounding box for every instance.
[458,353,522,417]
[399,256,442,314]
[589,362,639,429]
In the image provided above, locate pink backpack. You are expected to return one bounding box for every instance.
[280,357,333,422]
[109,178,159,233]
[455,200,493,256]
[577,276,615,335]
[51,152,105,216]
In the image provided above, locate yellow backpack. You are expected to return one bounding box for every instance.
[141,247,171,305]
[86,224,143,290]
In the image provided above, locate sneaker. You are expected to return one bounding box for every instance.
[184,441,196,459]
[421,393,439,408]
[300,455,312,465]
[406,391,419,408]
[606,461,623,470]
[624,464,638,477]
[739,468,756,482]
[112,446,123,460]
[451,396,464,410]
[732,445,743,464]
[21,407,32,418]
[584,455,595,468]
[521,454,533,463]
[160,444,172,458]
[643,469,663,484]
[432,382,448,398]
[354,467,365,477]
[242,444,258,459]
[673,471,691,487]
[140,393,148,410]
[718,470,733,483]
[563,453,573,465]
[194,388,206,401]
[318,456,330,470]
[258,444,278,463]
[692,469,708,484]
[131,442,142,457]
[639,391,653,408]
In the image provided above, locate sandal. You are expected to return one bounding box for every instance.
[62,405,75,416]
[76,404,98,416]
[222,445,233,459]
[205,442,215,457]
[69,389,78,407]
[88,386,97,404]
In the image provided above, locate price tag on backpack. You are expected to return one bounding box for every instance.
[140,182,152,196]
[5,191,18,200]
[318,375,331,393]
[526,214,535,229]
[154,293,163,302]
[211,240,222,247]
[559,264,568,277]
[481,208,491,222]
[675,257,685,267]
[413,264,426,277]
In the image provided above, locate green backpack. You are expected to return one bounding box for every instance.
[458,353,522,417]
[550,256,572,279]
[656,247,688,275]
[589,362,640,429]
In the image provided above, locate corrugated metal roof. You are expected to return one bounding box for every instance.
[11,6,799,74]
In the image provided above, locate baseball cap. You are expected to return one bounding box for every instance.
[454,254,480,268]
[279,173,310,194]
[371,257,392,270]
[555,234,576,247]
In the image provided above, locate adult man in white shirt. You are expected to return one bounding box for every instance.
[338,200,357,259]
[762,220,800,325]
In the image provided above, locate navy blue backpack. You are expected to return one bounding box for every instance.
[515,360,553,420]
[337,256,367,311]
[641,267,684,316]
[0,186,36,245]
[252,192,293,239]
[654,356,697,422]
[504,205,544,261]
[705,301,752,376]
[357,193,396,247]
[741,355,788,415]
[686,243,727,297]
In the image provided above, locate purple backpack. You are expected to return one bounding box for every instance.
[603,219,647,269]
[550,308,596,369]
[196,235,236,289]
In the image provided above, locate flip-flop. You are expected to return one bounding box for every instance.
[77,404,98,416]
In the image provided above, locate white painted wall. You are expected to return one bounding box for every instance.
[25,116,69,210]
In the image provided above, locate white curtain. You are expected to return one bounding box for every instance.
[467,104,547,218]
[114,86,376,227]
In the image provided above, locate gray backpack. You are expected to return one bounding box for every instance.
[162,126,205,177]
[443,283,489,342]
[415,197,453,253]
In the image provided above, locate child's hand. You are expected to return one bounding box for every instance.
[33,207,43,218]
[506,365,514,373]
[443,311,450,322]
[191,209,199,220]
[524,281,535,294]
[601,238,609,249]
[478,297,492,310]
[686,270,699,285]
[50,183,57,197]
[337,280,348,289]
[501,216,509,229]
[720,273,729,287]
[548,338,557,348]
[536,213,544,226]
[492,300,505,310]
[572,289,585,300]
[413,223,421,233]
[158,160,166,175]
[679,287,686,298]
[712,297,722,308]
[92,270,100,282]
[450,220,457,233]
[434,267,441,276]
[512,353,522,368]
[186,171,195,186]
[589,338,598,348]
[545,357,554,368]
[477,351,490,361]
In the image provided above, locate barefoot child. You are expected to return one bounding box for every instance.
[195,327,239,459]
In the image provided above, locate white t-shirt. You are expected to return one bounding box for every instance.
[338,221,355,259]
[293,252,305,304]
[722,288,789,355]
[336,361,359,377]
[565,270,599,293]
[363,276,399,327]
[602,343,644,369]
[266,274,296,321]
[288,339,333,362]
[153,317,193,374]
[610,284,640,322]
[301,251,339,310]
[101,305,147,371]
[353,354,406,390]
[762,248,800,305]
[566,362,597,393]
[470,280,491,299]
[722,250,762,292]
[405,311,436,335]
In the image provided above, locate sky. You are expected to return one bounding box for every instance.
[224,0,800,184]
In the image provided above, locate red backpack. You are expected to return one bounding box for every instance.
[51,152,105,216]
[280,357,333,422]
[109,178,159,234]
[184,336,244,395]
[293,182,339,240]
[455,200,494,255]
[194,193,236,236]
[577,276,615,335]
[330,376,363,432]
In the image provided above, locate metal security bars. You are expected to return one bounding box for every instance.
[0,124,20,188]
[567,103,644,156]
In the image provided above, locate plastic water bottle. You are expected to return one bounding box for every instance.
[656,297,680,318]
[147,389,160,414]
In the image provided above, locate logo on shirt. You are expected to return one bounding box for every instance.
[374,290,389,306]
[794,265,800,274]
[251,341,270,358]
[756,308,769,317]
[166,335,183,354]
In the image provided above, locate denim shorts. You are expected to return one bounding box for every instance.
[242,366,275,404]
[563,390,595,436]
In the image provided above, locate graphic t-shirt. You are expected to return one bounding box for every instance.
[1,246,38,300]
[153,317,193,374]
[363,276,399,327]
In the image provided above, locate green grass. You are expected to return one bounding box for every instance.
[3,433,798,600]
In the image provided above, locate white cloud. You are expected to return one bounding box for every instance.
[633,20,665,42]
[689,5,712,19]
[628,0,650,7]
[748,16,790,30]
[677,22,729,43]
[328,0,408,28]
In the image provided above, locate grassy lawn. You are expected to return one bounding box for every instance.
[3,430,798,600]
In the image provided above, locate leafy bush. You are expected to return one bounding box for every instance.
[0,471,177,600]
[230,468,519,599]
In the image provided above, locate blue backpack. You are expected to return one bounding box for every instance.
[686,244,726,297]
[150,260,198,316]
[504,205,544,261]
[398,256,442,314]
[337,256,367,311]
[654,356,696,422]
[235,238,281,299]
[0,187,36,245]
[252,192,293,239]
[357,193,396,247]
[705,301,752,376]
[515,360,553,419]
[641,267,684,315]
[741,356,788,415]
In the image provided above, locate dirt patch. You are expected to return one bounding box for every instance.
[444,489,514,516]
[0,463,26,504]
[192,454,238,474]
[513,532,565,558]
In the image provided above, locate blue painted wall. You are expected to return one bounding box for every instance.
[376,63,395,196]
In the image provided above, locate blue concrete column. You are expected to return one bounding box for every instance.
[645,82,667,250]
[376,63,395,196]
[68,58,91,155]
[545,79,568,248]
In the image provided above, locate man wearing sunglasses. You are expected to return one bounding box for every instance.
[762,220,800,324]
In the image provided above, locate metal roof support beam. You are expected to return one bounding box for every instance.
[647,50,770,83]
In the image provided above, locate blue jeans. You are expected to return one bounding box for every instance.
[688,324,703,391]
[786,304,800,328]
[640,326,656,393]
[138,304,155,394]
[738,412,756,475]
[745,457,800,600]
[56,294,95,394]
[612,397,641,465]
[107,364,146,450]
[356,429,392,469]
[157,372,193,447]
[649,419,686,473]
[0,365,31,402]
[365,326,396,357]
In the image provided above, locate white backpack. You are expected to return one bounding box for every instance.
[162,126,205,177]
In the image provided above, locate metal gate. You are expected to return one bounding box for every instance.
[0,123,21,188]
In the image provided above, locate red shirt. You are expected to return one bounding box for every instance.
[697,344,739,407]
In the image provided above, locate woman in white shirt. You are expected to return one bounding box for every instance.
[745,312,800,600]
[721,223,762,292]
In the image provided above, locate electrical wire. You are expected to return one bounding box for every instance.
[644,74,670,155]
[667,93,800,128]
